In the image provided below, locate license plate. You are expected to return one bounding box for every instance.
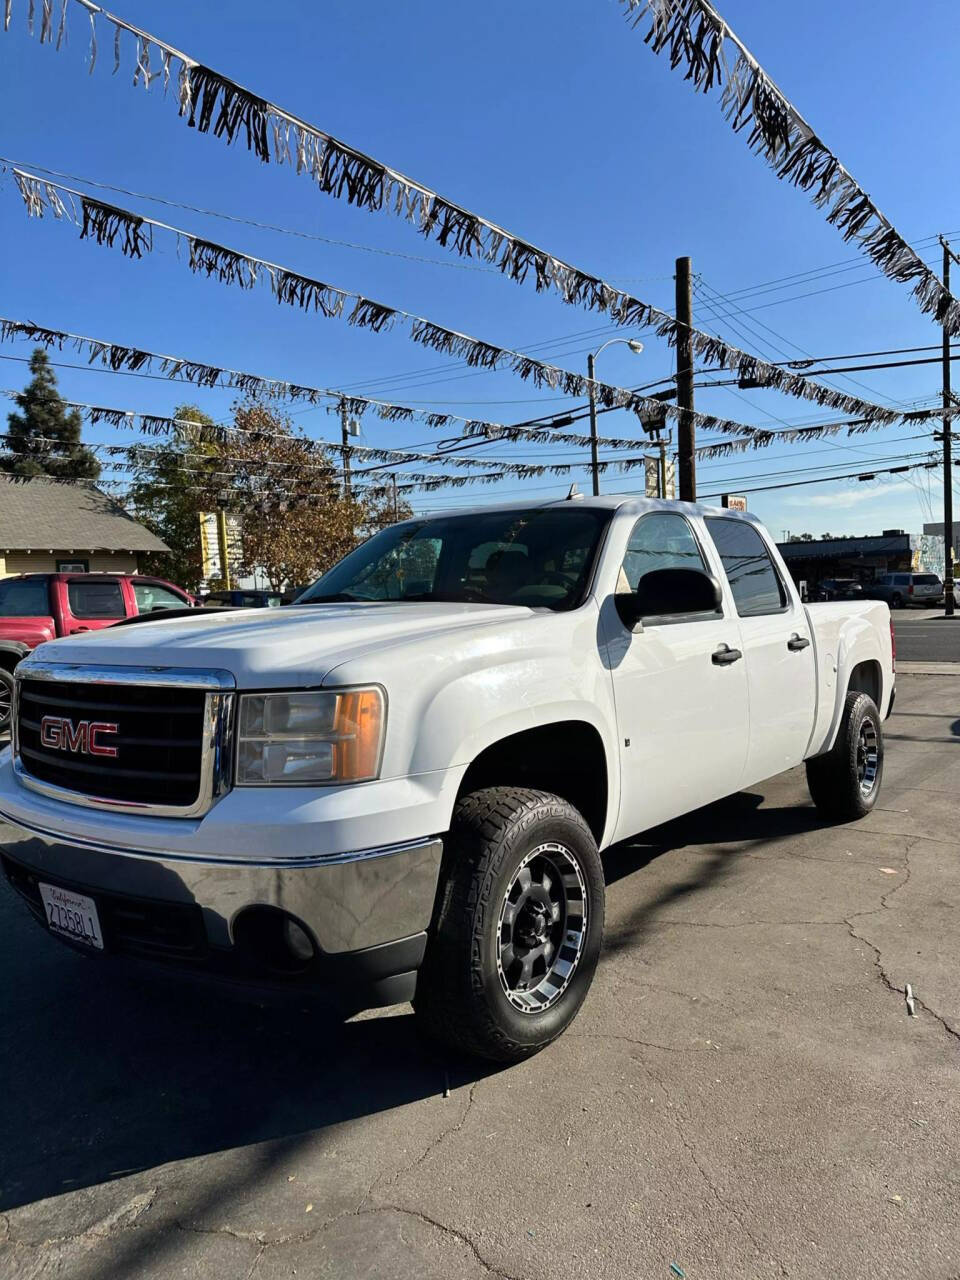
[38,882,104,951]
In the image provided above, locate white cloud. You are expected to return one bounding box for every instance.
[784,480,917,509]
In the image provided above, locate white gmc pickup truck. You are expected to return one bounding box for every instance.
[0,497,894,1061]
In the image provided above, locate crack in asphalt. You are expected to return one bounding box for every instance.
[651,917,847,929]
[2,1188,158,1250]
[174,1204,523,1280]
[641,1063,786,1276]
[362,1205,527,1280]
[844,841,960,1046]
[571,1029,730,1054]
[359,1078,481,1211]
[245,1240,266,1280]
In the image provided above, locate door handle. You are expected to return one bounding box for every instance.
[712,644,742,665]
[787,634,810,651]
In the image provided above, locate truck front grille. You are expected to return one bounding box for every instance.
[16,678,207,808]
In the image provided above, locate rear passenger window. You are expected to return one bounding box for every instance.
[0,578,50,617]
[618,512,707,592]
[133,582,185,612]
[705,518,787,617]
[67,580,125,619]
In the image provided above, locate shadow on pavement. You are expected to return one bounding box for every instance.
[0,791,823,1215]
[600,790,825,955]
[0,902,497,1212]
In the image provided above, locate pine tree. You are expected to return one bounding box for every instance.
[1,348,100,479]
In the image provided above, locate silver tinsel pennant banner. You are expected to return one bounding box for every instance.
[5,2,954,383]
[1,310,947,487]
[9,169,670,426]
[0,317,672,455]
[619,0,960,335]
[8,168,907,436]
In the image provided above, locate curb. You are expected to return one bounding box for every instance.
[897,662,960,676]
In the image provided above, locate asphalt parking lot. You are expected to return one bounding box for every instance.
[1,672,959,1280]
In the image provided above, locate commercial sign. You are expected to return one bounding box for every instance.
[199,511,242,582]
[721,494,748,511]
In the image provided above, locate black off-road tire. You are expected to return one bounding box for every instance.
[806,691,884,822]
[0,666,13,736]
[414,787,605,1063]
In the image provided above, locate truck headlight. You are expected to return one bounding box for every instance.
[236,689,385,785]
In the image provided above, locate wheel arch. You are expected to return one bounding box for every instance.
[0,642,28,674]
[454,720,611,846]
[846,658,882,710]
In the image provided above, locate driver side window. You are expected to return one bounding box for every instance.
[617,512,708,594]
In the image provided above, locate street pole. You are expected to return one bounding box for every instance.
[586,352,600,497]
[675,255,696,502]
[340,401,353,502]
[941,238,955,616]
[658,436,668,499]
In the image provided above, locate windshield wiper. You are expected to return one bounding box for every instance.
[299,592,365,604]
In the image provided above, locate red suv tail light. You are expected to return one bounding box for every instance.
[908,583,914,595]
[890,617,896,672]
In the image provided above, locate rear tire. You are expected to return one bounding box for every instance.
[891,593,903,609]
[806,691,883,822]
[0,666,13,736]
[414,787,604,1063]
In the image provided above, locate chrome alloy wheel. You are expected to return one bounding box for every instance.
[495,842,587,1014]
[857,718,879,797]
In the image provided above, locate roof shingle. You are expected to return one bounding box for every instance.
[0,475,169,553]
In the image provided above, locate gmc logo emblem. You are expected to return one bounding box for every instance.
[39,716,119,758]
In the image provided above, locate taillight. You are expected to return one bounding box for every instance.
[890,617,896,673]
[908,584,914,595]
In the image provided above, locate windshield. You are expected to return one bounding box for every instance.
[299,507,611,611]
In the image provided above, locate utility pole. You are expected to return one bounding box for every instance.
[340,401,353,502]
[391,472,399,522]
[586,352,600,497]
[941,237,955,616]
[675,256,696,502]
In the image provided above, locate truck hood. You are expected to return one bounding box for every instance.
[25,602,534,688]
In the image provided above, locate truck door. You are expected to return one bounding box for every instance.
[601,510,750,841]
[61,576,128,635]
[703,517,816,787]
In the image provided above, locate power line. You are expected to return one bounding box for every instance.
[0,156,497,273]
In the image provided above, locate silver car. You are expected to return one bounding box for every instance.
[869,572,944,608]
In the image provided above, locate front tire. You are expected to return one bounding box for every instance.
[806,691,884,821]
[414,787,604,1063]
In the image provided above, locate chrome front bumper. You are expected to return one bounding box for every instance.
[0,808,443,957]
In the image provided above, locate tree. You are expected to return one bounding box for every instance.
[225,403,363,590]
[360,481,415,536]
[1,347,100,479]
[124,399,414,592]
[124,405,221,590]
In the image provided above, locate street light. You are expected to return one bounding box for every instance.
[586,338,644,496]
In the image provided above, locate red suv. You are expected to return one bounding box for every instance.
[0,573,194,731]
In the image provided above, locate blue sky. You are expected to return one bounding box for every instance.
[1,0,958,536]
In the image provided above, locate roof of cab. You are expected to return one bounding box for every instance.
[397,494,759,523]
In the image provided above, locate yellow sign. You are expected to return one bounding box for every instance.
[199,511,242,582]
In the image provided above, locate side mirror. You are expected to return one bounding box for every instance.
[617,568,722,628]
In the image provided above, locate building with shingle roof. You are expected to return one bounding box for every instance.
[0,475,169,577]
